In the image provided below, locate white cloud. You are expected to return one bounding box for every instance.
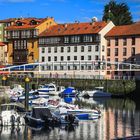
[0,0,34,3]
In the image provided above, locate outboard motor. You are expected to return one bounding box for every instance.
[67,114,75,124]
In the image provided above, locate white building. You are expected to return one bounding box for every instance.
[38,19,114,78]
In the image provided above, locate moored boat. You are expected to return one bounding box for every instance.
[0,103,25,126]
[24,106,79,127]
[59,87,79,97]
[79,87,111,98]
[37,83,65,96]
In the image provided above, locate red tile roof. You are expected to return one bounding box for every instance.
[0,18,17,23]
[6,18,46,30]
[39,21,107,37]
[0,42,6,46]
[106,22,140,37]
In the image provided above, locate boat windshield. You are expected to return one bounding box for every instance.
[1,105,16,111]
[94,87,104,91]
[0,104,25,112]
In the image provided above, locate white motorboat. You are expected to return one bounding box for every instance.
[9,84,24,97]
[47,101,101,120]
[29,97,49,106]
[80,87,111,98]
[0,103,25,126]
[38,83,65,96]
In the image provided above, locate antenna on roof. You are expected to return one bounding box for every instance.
[91,17,98,23]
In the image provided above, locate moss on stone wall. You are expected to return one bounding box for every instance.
[0,76,136,95]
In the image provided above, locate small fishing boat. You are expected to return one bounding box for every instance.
[38,83,65,96]
[80,87,111,98]
[24,107,79,127]
[0,103,25,126]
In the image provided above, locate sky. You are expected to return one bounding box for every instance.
[0,0,140,23]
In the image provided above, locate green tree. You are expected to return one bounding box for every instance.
[102,0,133,25]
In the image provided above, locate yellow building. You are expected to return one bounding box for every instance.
[6,17,56,65]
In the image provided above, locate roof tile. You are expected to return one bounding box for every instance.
[39,21,107,37]
[106,22,140,37]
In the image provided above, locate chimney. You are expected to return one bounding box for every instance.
[64,23,68,28]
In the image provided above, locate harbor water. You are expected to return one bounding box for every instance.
[0,97,139,140]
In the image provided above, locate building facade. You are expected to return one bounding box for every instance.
[105,22,140,79]
[0,42,8,65]
[6,17,56,65]
[0,18,17,42]
[38,20,114,78]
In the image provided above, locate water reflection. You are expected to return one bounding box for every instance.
[1,98,140,140]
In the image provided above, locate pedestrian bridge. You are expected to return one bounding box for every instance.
[0,60,140,79]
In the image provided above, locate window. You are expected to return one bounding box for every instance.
[48,47,51,53]
[54,66,57,70]
[61,56,64,61]
[88,46,92,52]
[48,56,51,61]
[107,58,110,62]
[46,37,61,44]
[115,58,118,62]
[74,56,77,60]
[102,45,105,52]
[123,48,127,56]
[102,55,105,60]
[132,37,135,45]
[74,46,77,52]
[83,35,92,42]
[107,48,110,56]
[42,65,45,70]
[123,38,127,46]
[61,47,64,53]
[95,45,99,52]
[54,56,57,61]
[88,55,91,60]
[60,66,64,70]
[32,42,34,48]
[115,38,118,46]
[123,58,126,62]
[68,66,70,70]
[67,47,70,52]
[42,48,45,53]
[115,48,118,56]
[131,47,135,56]
[81,46,84,52]
[64,37,69,43]
[95,55,99,60]
[107,39,110,46]
[54,47,57,53]
[74,65,77,70]
[42,57,45,62]
[67,56,70,61]
[81,56,84,60]
[81,66,84,70]
[71,36,80,43]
